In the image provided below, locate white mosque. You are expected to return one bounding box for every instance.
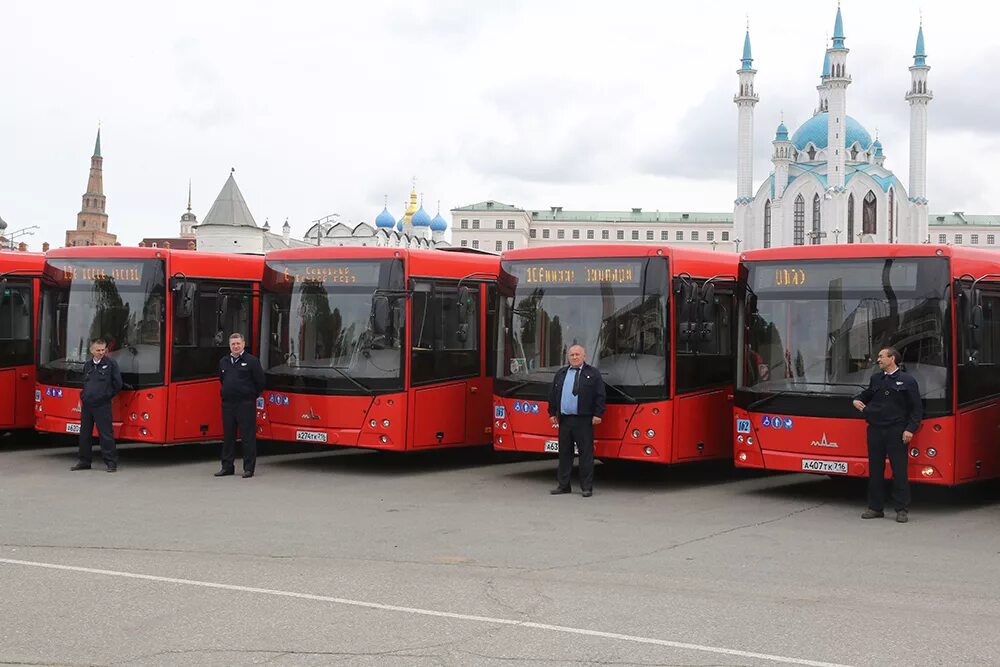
[734,6,932,249]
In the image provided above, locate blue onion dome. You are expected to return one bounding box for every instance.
[411,205,432,227]
[396,218,403,232]
[775,122,789,141]
[791,112,873,151]
[430,212,447,231]
[872,138,884,157]
[375,206,395,229]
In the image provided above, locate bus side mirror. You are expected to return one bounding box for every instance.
[216,294,230,330]
[970,304,984,351]
[676,281,697,342]
[0,278,7,298]
[699,283,716,342]
[175,282,196,319]
[457,285,472,323]
[371,296,391,336]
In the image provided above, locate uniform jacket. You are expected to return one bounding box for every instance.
[547,363,606,418]
[80,355,123,407]
[855,368,922,432]
[219,352,265,403]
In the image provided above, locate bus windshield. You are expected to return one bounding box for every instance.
[261,258,405,394]
[38,258,166,387]
[496,257,669,401]
[740,257,949,403]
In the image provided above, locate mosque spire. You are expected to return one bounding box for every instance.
[913,24,927,66]
[832,3,845,49]
[740,22,753,71]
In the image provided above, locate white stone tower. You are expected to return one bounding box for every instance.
[823,6,851,242]
[905,24,932,243]
[733,27,759,249]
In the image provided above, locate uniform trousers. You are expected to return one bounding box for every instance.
[221,400,257,473]
[78,402,118,467]
[557,414,595,492]
[866,423,910,511]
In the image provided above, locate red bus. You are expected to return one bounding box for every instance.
[734,243,1000,485]
[0,251,44,431]
[256,246,499,450]
[35,246,263,444]
[492,244,738,464]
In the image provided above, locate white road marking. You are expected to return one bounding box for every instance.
[0,557,851,667]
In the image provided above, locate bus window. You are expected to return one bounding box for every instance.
[172,280,252,381]
[411,281,480,385]
[0,283,32,367]
[958,287,1000,405]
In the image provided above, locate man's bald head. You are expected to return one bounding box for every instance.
[567,345,586,368]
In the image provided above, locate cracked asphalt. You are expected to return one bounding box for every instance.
[1,435,999,666]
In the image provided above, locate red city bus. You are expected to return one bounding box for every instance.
[734,243,1000,485]
[257,246,499,450]
[0,251,44,431]
[35,246,263,443]
[492,244,738,464]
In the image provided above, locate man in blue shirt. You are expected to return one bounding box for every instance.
[853,346,922,523]
[547,344,606,497]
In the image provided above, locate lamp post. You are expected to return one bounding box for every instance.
[710,239,719,252]
[0,219,39,250]
[831,227,842,244]
[733,237,742,253]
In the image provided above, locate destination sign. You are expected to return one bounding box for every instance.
[265,261,384,286]
[504,260,645,286]
[46,260,147,285]
[751,260,923,292]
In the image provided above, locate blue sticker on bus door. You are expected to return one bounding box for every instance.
[771,416,783,429]
[736,419,751,434]
[782,417,794,429]
[256,397,265,410]
[513,401,522,412]
[531,403,540,414]
[495,405,506,419]
[761,415,772,428]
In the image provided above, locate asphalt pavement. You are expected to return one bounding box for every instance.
[1,434,998,666]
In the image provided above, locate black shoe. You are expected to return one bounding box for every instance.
[214,469,234,477]
[861,509,884,519]
[550,487,571,495]
[242,471,254,478]
[896,510,909,523]
[70,463,91,471]
[106,466,117,473]
[581,490,593,498]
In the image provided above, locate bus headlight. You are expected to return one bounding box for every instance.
[369,420,377,428]
[737,435,744,443]
[382,419,390,428]
[631,429,640,438]
[646,429,655,438]
[909,448,919,458]
[738,452,748,462]
[142,413,150,421]
[926,448,937,458]
[380,435,388,443]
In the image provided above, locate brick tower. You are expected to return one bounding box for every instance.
[66,128,117,247]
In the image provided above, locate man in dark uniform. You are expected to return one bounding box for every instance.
[71,338,123,472]
[547,344,606,498]
[852,346,922,523]
[215,332,265,478]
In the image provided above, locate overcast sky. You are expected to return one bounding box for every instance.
[3,0,998,249]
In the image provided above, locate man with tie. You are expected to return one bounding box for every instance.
[547,344,606,497]
[70,338,123,472]
[216,332,265,478]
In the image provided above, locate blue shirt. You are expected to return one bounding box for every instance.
[560,367,581,415]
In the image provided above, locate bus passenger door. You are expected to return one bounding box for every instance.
[409,281,482,448]
[169,279,253,442]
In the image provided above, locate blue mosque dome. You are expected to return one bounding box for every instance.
[411,205,432,227]
[375,206,395,229]
[775,122,789,141]
[790,112,874,152]
[430,212,448,232]
[872,138,884,157]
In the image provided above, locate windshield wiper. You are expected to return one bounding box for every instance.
[604,382,638,403]
[328,366,375,395]
[499,370,556,396]
[746,381,865,411]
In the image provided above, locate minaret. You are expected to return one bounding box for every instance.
[816,43,831,115]
[825,6,850,192]
[179,179,198,238]
[905,22,932,244]
[66,127,117,247]
[733,25,759,248]
[772,119,793,199]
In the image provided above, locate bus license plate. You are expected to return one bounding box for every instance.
[544,440,577,455]
[65,423,81,434]
[802,459,848,474]
[295,430,327,443]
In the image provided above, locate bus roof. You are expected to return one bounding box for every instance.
[42,246,262,281]
[263,245,500,282]
[500,243,737,279]
[0,250,45,276]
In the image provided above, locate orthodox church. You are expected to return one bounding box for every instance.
[733,7,932,249]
